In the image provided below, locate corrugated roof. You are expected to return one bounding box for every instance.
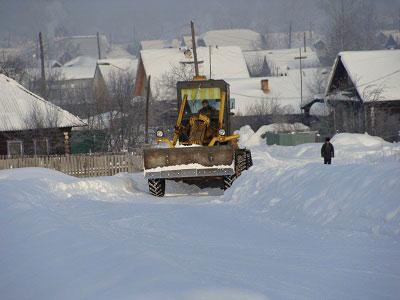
[0,74,86,131]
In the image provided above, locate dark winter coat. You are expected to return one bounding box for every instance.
[321,142,334,159]
[199,105,216,116]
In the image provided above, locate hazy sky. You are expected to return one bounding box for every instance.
[0,0,399,41]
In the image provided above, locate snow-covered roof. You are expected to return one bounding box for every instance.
[244,47,320,76]
[140,46,249,100]
[106,44,136,59]
[201,29,263,51]
[0,74,86,131]
[96,58,138,90]
[227,68,323,115]
[97,58,138,79]
[182,36,194,47]
[57,56,97,80]
[140,39,180,50]
[310,102,330,116]
[328,50,400,102]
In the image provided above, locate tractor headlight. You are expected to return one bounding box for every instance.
[156,130,164,138]
[218,129,226,136]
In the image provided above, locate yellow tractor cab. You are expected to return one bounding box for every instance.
[143,79,252,196]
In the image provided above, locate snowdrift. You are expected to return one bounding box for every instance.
[1,132,400,299]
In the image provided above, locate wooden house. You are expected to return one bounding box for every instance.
[0,74,86,156]
[325,50,400,142]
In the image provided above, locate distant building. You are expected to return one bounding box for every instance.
[201,29,264,51]
[377,30,400,50]
[44,56,96,116]
[55,35,110,60]
[0,74,85,156]
[263,30,321,50]
[180,35,205,48]
[94,58,138,98]
[224,68,329,131]
[227,68,325,116]
[140,39,180,50]
[385,35,398,50]
[134,46,250,101]
[313,39,331,66]
[244,47,320,77]
[325,50,400,142]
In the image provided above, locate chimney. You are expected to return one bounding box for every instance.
[261,79,270,93]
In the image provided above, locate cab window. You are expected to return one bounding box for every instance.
[181,87,221,116]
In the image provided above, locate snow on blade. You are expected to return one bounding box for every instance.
[144,162,235,173]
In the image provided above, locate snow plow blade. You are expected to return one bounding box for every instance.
[143,145,235,179]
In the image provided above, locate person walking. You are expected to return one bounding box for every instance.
[321,137,334,164]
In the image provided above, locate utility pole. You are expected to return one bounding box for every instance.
[190,21,199,77]
[145,75,151,144]
[209,45,212,79]
[288,21,292,49]
[398,8,400,33]
[299,47,303,107]
[97,32,102,60]
[304,32,307,52]
[38,32,46,97]
[340,0,345,50]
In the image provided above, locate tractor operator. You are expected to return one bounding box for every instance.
[199,99,217,116]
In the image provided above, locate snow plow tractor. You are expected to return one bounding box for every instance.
[143,78,252,197]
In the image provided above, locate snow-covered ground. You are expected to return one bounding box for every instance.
[1,132,400,300]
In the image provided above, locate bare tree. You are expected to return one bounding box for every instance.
[323,0,379,61]
[155,63,195,100]
[90,71,149,152]
[0,54,30,83]
[245,97,297,125]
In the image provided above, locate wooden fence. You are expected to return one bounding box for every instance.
[0,152,143,178]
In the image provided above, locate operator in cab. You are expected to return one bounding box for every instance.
[199,99,216,116]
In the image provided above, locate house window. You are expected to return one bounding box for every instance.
[7,140,23,156]
[33,138,50,155]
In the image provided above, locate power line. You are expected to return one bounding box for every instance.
[330,67,400,94]
[354,68,400,88]
[231,91,305,100]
